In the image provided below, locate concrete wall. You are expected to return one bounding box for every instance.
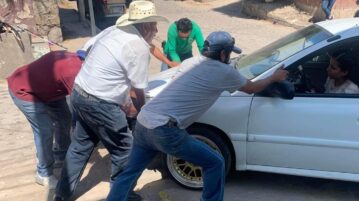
[295,0,359,18]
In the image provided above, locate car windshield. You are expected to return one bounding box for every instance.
[235,25,333,79]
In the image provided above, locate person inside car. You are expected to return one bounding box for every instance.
[324,50,359,93]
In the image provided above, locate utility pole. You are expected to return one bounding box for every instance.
[77,0,96,36]
[88,0,96,36]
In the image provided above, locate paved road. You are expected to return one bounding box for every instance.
[2,0,359,201]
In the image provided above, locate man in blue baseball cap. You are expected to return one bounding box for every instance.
[106,31,288,201]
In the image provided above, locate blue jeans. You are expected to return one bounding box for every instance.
[107,122,225,201]
[9,90,71,176]
[322,0,336,19]
[56,88,132,199]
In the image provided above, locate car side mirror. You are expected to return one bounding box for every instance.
[257,80,295,100]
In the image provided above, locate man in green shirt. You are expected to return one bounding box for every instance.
[164,18,204,67]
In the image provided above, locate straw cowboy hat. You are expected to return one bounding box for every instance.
[116,0,168,27]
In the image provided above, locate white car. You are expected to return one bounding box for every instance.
[146,18,359,189]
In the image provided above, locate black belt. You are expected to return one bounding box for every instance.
[73,84,102,102]
[165,120,178,127]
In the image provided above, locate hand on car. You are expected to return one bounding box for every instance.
[271,66,288,82]
[120,103,138,118]
[168,61,180,68]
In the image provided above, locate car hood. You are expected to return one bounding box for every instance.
[145,68,178,98]
[145,67,249,98]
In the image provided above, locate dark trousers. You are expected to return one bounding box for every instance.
[55,88,132,199]
[161,52,194,71]
[107,122,225,201]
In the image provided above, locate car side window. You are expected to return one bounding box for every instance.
[287,37,359,98]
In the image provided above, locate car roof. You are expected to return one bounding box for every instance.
[316,18,359,35]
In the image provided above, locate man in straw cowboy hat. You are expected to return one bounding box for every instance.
[53,1,168,200]
[106,31,288,201]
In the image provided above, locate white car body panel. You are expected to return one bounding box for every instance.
[247,97,359,173]
[316,18,359,35]
[146,18,359,183]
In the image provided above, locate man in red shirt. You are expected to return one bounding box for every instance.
[7,50,82,189]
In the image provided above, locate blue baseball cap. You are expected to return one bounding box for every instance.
[205,31,242,54]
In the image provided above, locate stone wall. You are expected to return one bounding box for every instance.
[0,0,61,79]
[0,0,62,43]
[33,0,62,43]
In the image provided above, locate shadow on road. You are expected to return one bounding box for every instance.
[59,8,92,40]
[212,1,251,19]
[44,146,111,201]
[135,171,359,201]
[213,0,295,19]
[72,147,111,200]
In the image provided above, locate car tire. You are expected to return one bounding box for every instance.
[163,126,232,190]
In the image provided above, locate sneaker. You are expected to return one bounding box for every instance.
[127,191,143,201]
[35,173,58,189]
[53,195,65,201]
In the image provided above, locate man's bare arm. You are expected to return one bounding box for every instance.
[240,67,288,94]
[150,44,179,68]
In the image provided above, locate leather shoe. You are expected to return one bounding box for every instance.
[127,191,142,201]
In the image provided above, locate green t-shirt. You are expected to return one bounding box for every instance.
[164,20,204,62]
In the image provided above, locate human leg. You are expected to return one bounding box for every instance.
[9,91,55,177]
[107,124,158,201]
[55,91,99,199]
[68,89,140,200]
[321,0,330,19]
[89,101,144,200]
[81,100,130,183]
[160,54,172,71]
[46,98,72,162]
[152,125,225,201]
[179,51,193,61]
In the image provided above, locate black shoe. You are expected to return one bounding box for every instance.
[53,195,65,201]
[127,191,142,201]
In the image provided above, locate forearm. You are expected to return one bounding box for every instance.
[150,45,178,68]
[241,77,275,94]
[196,34,204,53]
[131,88,145,112]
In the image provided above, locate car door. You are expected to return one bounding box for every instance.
[246,35,359,176]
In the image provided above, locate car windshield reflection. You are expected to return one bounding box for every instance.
[235,24,333,79]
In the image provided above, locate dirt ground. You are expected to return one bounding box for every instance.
[0,0,296,201]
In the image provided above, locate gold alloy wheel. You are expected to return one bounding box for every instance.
[166,135,222,189]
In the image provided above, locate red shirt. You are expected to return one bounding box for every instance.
[7,51,82,102]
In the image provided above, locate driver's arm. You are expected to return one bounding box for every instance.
[239,67,288,94]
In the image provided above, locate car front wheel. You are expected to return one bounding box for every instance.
[164,126,232,189]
